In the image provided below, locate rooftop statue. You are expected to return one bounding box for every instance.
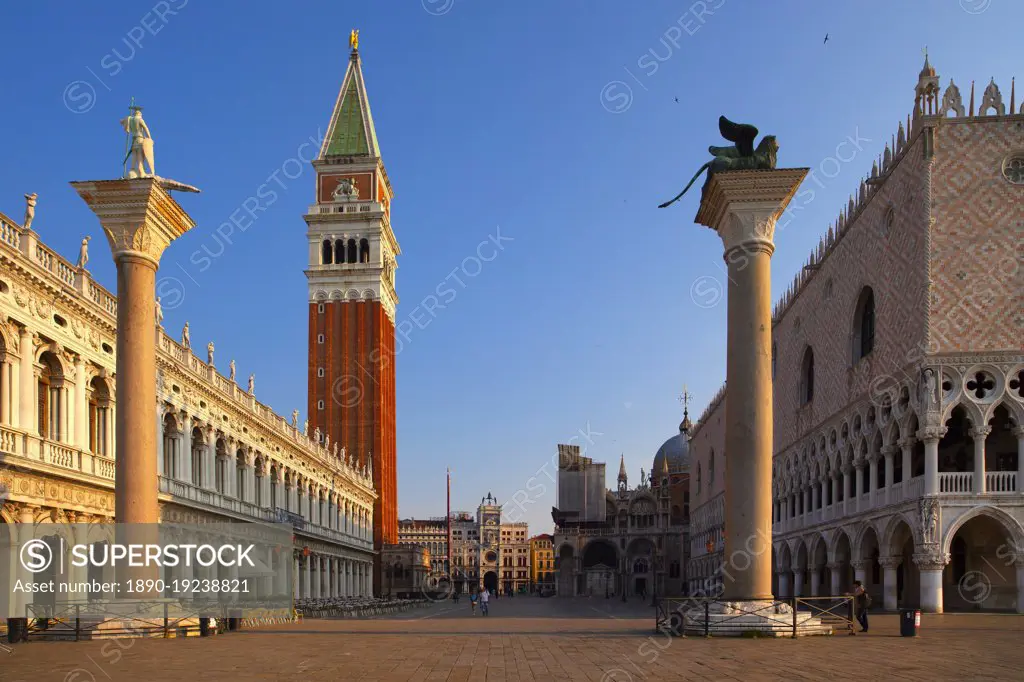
[658,116,779,209]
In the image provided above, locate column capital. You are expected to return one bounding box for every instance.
[850,560,868,572]
[912,552,950,571]
[694,168,809,257]
[1013,426,1024,439]
[70,178,197,268]
[915,427,945,444]
[877,556,902,570]
[880,445,897,458]
[969,425,993,439]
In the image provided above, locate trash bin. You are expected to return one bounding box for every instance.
[6,618,28,644]
[899,608,920,636]
[199,617,210,637]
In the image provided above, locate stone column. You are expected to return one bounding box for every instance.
[17,326,34,432]
[970,426,990,494]
[303,556,311,599]
[1014,556,1024,615]
[901,438,914,492]
[868,456,878,506]
[882,446,895,503]
[852,560,867,585]
[914,553,948,613]
[293,556,301,600]
[792,569,804,597]
[828,562,841,596]
[810,566,821,596]
[72,177,197,595]
[777,571,790,599]
[72,178,195,527]
[879,557,900,611]
[73,354,87,448]
[854,462,865,511]
[695,168,807,601]
[841,466,852,516]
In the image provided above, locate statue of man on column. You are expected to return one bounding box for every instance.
[120,105,155,179]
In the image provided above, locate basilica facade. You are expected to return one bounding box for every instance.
[687,59,1024,612]
[552,438,690,598]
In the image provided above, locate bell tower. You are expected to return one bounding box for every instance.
[305,35,399,584]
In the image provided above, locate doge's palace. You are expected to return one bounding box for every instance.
[688,59,1024,613]
[0,203,376,603]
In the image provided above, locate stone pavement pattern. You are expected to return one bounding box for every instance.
[3,597,1023,681]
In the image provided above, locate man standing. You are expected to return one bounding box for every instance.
[851,580,870,633]
[479,586,490,616]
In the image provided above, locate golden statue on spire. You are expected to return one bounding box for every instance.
[349,29,359,51]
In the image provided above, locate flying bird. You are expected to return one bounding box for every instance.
[674,97,679,103]
[823,33,829,44]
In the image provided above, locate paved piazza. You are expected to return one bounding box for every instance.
[3,598,1023,681]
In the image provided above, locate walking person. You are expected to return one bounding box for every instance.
[480,587,490,616]
[469,590,478,615]
[851,580,870,633]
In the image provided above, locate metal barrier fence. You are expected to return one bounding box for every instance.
[656,596,856,638]
[14,602,245,641]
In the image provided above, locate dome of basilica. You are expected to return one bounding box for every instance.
[652,409,692,473]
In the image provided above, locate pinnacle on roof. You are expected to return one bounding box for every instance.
[618,454,628,482]
[318,40,381,160]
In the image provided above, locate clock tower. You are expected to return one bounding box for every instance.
[305,39,399,591]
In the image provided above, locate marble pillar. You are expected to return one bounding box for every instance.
[695,168,808,601]
[70,179,195,520]
[71,177,197,595]
[880,557,900,611]
[914,553,948,613]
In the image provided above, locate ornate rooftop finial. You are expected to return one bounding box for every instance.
[969,80,976,116]
[914,50,940,116]
[618,453,628,484]
[349,29,359,52]
[979,77,1006,116]
[678,385,693,432]
[1010,77,1016,114]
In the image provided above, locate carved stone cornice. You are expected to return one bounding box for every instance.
[969,426,993,439]
[877,556,902,570]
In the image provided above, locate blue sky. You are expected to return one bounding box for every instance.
[1,1,1019,533]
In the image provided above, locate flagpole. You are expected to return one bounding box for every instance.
[446,467,452,586]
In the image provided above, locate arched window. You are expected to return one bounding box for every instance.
[708,449,715,485]
[89,376,112,456]
[347,239,357,264]
[359,238,370,263]
[696,461,702,494]
[38,352,63,441]
[852,287,875,361]
[335,239,346,263]
[800,347,815,405]
[322,240,333,265]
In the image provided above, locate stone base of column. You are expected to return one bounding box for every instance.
[680,600,834,637]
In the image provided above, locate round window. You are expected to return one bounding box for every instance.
[485,551,497,563]
[1002,155,1024,185]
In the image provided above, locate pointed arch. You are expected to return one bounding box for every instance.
[941,505,1024,556]
[800,346,815,405]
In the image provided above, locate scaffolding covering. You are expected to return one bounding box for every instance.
[556,444,606,523]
